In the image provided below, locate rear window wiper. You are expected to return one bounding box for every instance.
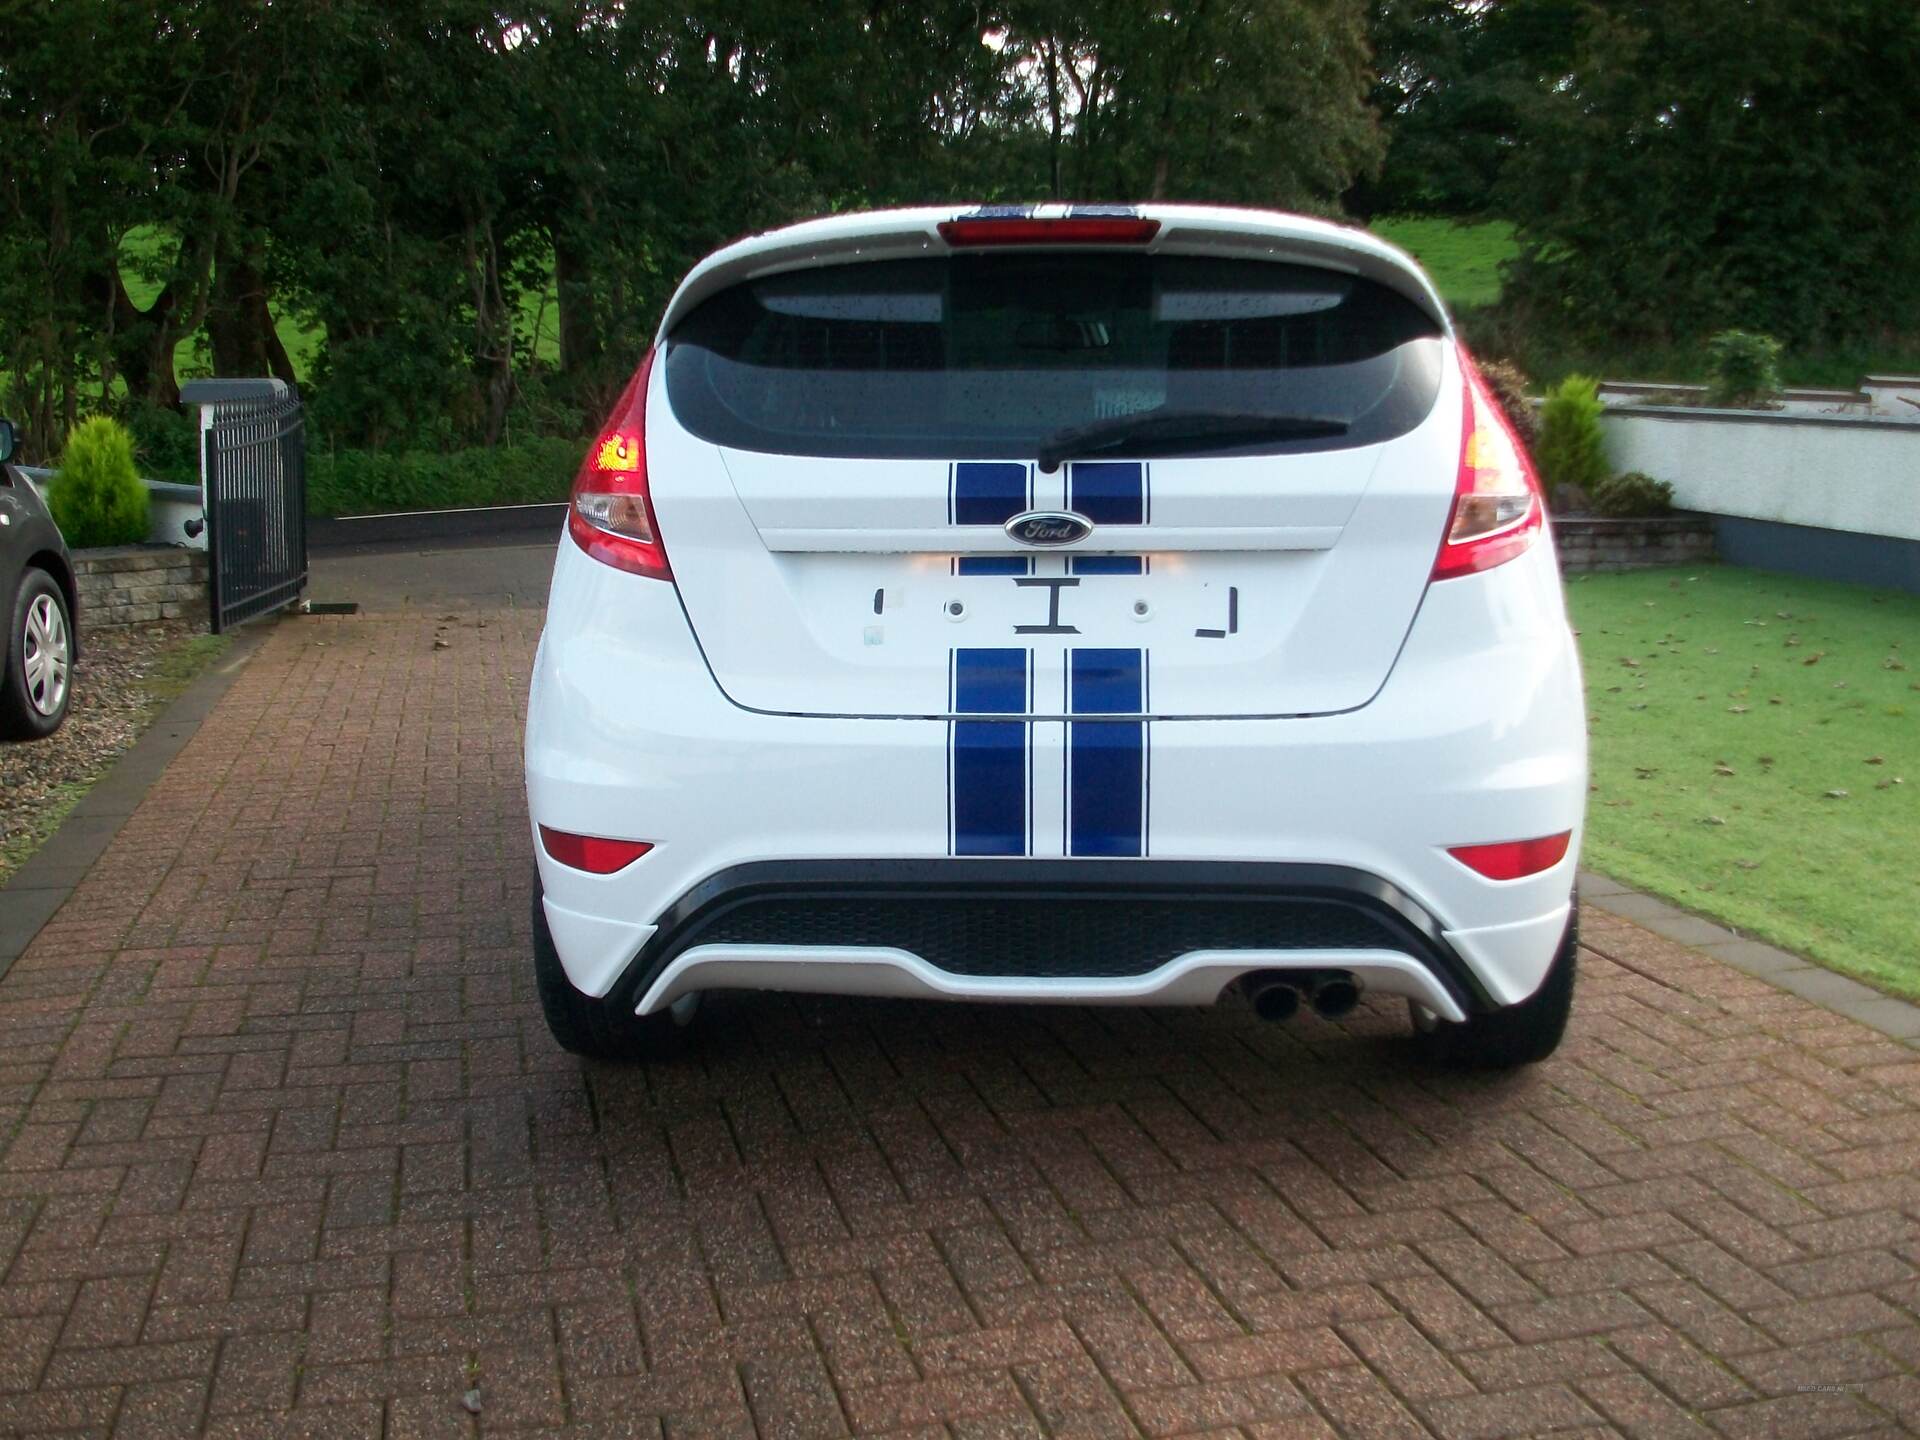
[1037,410,1349,473]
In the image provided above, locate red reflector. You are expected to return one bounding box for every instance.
[938,217,1160,247]
[1447,832,1573,881]
[539,826,654,874]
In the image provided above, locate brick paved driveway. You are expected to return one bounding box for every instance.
[4,601,1919,1439]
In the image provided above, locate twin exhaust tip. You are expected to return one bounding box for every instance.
[1244,971,1361,1023]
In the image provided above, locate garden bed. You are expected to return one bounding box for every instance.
[0,624,230,883]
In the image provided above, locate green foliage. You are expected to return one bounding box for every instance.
[1532,376,1609,500]
[121,403,200,486]
[50,418,149,548]
[1502,0,1920,350]
[1587,471,1673,518]
[1456,307,1920,391]
[1705,330,1785,408]
[1358,0,1584,218]
[2,1,1387,453]
[307,438,585,518]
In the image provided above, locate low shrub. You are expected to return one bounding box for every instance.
[50,417,150,548]
[1533,375,1610,502]
[307,436,586,517]
[1588,470,1675,518]
[1705,330,1784,408]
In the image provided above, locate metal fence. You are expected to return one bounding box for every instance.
[199,386,307,633]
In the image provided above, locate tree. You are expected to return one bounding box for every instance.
[1001,1,1383,209]
[2,0,1391,455]
[1501,0,1920,347]
[1355,0,1583,218]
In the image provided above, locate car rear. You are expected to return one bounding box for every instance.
[524,205,1586,1062]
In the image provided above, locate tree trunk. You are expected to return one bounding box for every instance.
[208,241,298,385]
[1042,38,1064,199]
[554,225,601,375]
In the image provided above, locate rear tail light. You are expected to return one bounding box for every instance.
[569,349,670,579]
[1432,347,1544,581]
[938,216,1160,247]
[1448,832,1572,881]
[539,825,654,874]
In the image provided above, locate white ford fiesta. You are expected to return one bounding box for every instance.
[524,204,1587,1066]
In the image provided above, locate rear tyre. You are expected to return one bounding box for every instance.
[531,871,688,1060]
[1,569,73,741]
[1411,899,1577,1069]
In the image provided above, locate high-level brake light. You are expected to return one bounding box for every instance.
[938,217,1161,247]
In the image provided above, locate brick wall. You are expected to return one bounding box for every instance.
[72,545,209,628]
[1555,514,1716,573]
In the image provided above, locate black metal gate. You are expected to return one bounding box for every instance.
[196,384,308,633]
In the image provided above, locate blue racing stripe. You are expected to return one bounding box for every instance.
[1067,649,1145,858]
[954,461,1029,526]
[952,648,1029,856]
[1068,461,1145,526]
[957,556,1030,576]
[1069,555,1144,576]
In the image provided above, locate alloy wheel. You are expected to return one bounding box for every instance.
[22,592,69,717]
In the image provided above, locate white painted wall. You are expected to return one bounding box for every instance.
[1601,409,1920,543]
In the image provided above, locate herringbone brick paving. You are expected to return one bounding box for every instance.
[1,608,1917,1438]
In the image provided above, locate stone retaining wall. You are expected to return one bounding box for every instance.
[1555,514,1717,573]
[73,545,209,628]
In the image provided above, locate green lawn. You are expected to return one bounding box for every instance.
[1370,217,1517,310]
[1567,566,1920,998]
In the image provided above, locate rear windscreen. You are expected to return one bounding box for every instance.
[664,253,1447,459]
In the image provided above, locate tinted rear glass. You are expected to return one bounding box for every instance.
[665,253,1446,459]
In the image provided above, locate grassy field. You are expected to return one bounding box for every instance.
[1567,566,1920,998]
[1370,216,1518,309]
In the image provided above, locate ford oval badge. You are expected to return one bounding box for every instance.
[1005,510,1094,547]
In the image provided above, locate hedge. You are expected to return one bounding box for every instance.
[306,437,586,517]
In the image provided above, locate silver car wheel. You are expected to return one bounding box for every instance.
[22,591,70,717]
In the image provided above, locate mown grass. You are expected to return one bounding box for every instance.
[1567,566,1920,998]
[146,633,232,704]
[1370,216,1518,310]
[0,780,90,882]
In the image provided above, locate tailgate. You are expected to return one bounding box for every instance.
[648,242,1459,720]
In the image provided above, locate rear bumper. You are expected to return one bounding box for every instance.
[573,859,1498,1022]
[527,537,1586,1014]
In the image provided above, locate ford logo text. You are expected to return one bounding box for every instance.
[1004,510,1094,547]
